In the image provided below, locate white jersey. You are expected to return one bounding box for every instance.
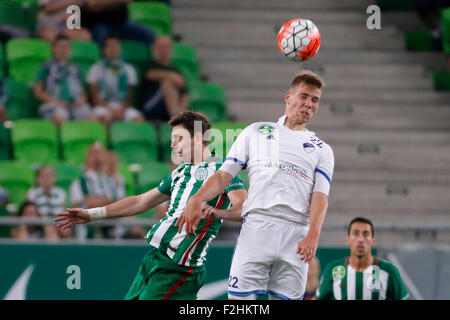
[220,116,334,225]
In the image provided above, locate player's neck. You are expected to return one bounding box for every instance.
[284,117,307,131]
[191,147,212,165]
[349,253,374,272]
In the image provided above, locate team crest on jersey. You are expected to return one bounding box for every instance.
[303,142,315,153]
[258,125,274,135]
[332,265,346,280]
[194,167,208,181]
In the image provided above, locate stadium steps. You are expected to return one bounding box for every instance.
[171,0,450,244]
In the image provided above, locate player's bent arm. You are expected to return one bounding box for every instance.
[105,188,170,218]
[308,191,329,238]
[209,189,247,222]
[190,170,234,205]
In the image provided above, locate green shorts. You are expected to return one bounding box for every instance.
[124,247,206,300]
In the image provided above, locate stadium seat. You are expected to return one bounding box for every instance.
[136,161,171,194]
[442,8,450,54]
[158,122,173,162]
[128,1,172,36]
[188,81,228,122]
[4,78,34,120]
[50,161,82,205]
[6,38,51,84]
[120,40,150,76]
[0,43,4,77]
[432,71,450,91]
[70,40,100,81]
[61,121,107,164]
[171,42,201,83]
[376,0,414,11]
[110,122,158,164]
[118,164,136,196]
[0,161,34,205]
[0,121,10,161]
[405,31,434,51]
[210,121,247,156]
[0,1,26,30]
[11,119,58,163]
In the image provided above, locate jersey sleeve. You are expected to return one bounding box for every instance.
[315,263,334,300]
[219,125,252,178]
[389,265,410,300]
[313,144,335,196]
[86,63,99,84]
[156,173,172,196]
[224,174,246,193]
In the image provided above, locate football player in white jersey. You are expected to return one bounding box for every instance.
[177,70,335,300]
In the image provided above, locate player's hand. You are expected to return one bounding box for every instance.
[201,204,217,219]
[54,208,90,230]
[176,197,202,238]
[296,233,319,264]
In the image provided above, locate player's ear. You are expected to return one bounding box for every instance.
[285,89,292,103]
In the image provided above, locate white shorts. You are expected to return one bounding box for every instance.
[93,102,143,122]
[227,212,310,300]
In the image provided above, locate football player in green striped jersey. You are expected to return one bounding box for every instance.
[315,217,409,300]
[54,111,248,300]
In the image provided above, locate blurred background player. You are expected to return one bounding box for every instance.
[178,70,334,300]
[34,34,94,125]
[315,217,409,300]
[88,36,144,126]
[54,111,247,300]
[304,256,321,300]
[141,36,189,123]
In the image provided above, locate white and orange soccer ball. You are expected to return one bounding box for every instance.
[277,18,321,61]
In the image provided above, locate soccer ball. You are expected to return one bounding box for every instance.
[277,18,321,61]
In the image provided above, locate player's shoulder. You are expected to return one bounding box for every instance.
[245,121,278,132]
[322,257,348,274]
[308,131,334,156]
[376,257,401,274]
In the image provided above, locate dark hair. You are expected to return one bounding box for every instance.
[168,110,212,144]
[347,217,375,237]
[101,35,121,48]
[52,34,70,46]
[290,69,325,90]
[17,201,39,217]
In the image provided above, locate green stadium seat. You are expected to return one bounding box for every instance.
[171,42,201,83]
[61,121,107,164]
[0,1,26,29]
[6,38,51,84]
[158,122,173,162]
[136,161,171,194]
[0,43,4,77]
[405,31,434,51]
[111,121,158,164]
[210,121,247,156]
[11,119,58,163]
[3,78,34,120]
[432,71,450,91]
[128,1,172,36]
[120,40,150,77]
[50,161,82,205]
[188,81,227,122]
[442,8,450,54]
[377,0,414,11]
[70,40,100,81]
[0,121,10,161]
[0,161,34,205]
[118,164,136,196]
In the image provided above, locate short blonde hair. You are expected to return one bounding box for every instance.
[290,69,325,90]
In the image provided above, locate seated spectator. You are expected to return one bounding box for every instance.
[304,256,321,300]
[70,142,119,239]
[141,36,189,123]
[87,36,144,126]
[37,0,92,43]
[11,201,59,241]
[0,78,7,121]
[27,165,71,238]
[0,185,9,206]
[34,34,95,125]
[82,0,155,46]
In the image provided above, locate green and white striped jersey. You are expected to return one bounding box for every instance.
[146,156,245,268]
[316,256,410,300]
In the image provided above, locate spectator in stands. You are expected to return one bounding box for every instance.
[0,78,7,121]
[304,256,321,300]
[37,0,92,43]
[82,0,155,46]
[11,201,59,241]
[141,36,189,123]
[34,34,94,125]
[70,142,118,239]
[88,36,144,126]
[0,185,9,206]
[27,165,71,238]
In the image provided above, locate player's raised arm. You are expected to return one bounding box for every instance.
[176,170,234,237]
[54,188,170,230]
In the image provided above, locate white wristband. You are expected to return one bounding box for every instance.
[87,207,107,221]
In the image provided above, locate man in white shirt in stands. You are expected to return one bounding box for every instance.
[177,70,335,300]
